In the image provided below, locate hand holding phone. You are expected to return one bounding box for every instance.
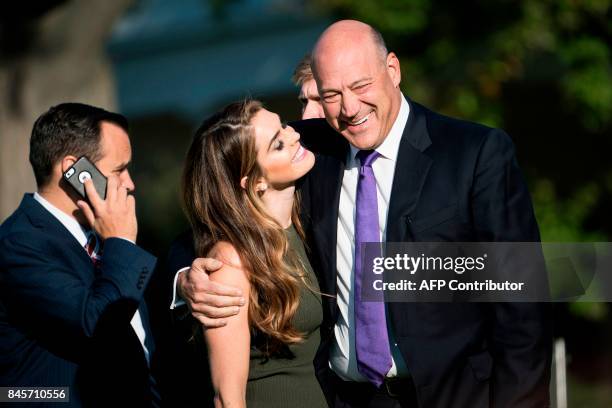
[66,157,137,242]
[63,157,107,200]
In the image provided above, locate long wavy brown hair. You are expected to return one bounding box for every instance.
[182,99,307,355]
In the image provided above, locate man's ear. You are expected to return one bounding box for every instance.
[60,155,79,174]
[386,52,401,88]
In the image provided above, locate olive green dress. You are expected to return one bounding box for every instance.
[245,225,328,407]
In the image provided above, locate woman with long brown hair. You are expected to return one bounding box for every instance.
[181,100,327,407]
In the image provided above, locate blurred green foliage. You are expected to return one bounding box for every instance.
[311,0,612,236]
[310,0,612,327]
[567,374,612,408]
[532,179,605,242]
[532,179,609,321]
[314,0,611,130]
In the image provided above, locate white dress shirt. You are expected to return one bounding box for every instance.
[33,193,151,365]
[329,94,410,381]
[170,267,188,309]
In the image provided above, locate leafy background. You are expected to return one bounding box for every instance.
[1,0,610,405]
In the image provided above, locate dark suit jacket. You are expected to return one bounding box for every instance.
[163,232,215,408]
[166,99,552,408]
[295,99,552,408]
[0,194,158,407]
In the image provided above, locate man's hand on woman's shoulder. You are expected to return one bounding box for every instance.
[177,257,245,328]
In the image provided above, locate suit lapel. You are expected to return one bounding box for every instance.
[307,99,433,288]
[386,100,433,242]
[20,194,93,265]
[18,195,153,378]
[311,152,346,297]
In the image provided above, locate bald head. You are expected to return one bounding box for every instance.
[310,20,402,151]
[312,20,388,72]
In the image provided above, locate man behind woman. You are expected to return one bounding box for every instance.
[181,100,327,407]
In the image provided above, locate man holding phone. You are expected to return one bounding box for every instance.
[0,103,159,407]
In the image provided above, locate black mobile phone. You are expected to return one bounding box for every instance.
[63,156,107,200]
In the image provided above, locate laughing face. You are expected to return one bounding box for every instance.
[313,28,402,150]
[251,108,315,189]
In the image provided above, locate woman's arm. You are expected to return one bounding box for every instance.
[204,242,251,408]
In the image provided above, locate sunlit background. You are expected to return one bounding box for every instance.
[1,1,611,406]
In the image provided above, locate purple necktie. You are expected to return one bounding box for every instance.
[354,150,392,387]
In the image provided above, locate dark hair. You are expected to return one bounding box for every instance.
[29,102,129,187]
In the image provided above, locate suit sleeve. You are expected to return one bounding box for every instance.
[471,129,552,408]
[166,230,196,277]
[165,230,196,310]
[0,234,157,362]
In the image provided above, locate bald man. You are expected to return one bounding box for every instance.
[173,20,551,408]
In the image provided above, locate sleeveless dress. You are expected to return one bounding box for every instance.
[245,225,328,407]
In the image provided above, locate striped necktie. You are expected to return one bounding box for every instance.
[84,231,102,267]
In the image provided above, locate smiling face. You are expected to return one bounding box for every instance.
[312,21,402,150]
[251,108,315,189]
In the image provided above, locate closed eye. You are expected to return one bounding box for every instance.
[354,83,370,91]
[323,93,339,102]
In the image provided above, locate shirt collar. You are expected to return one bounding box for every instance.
[349,93,410,165]
[33,192,89,247]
